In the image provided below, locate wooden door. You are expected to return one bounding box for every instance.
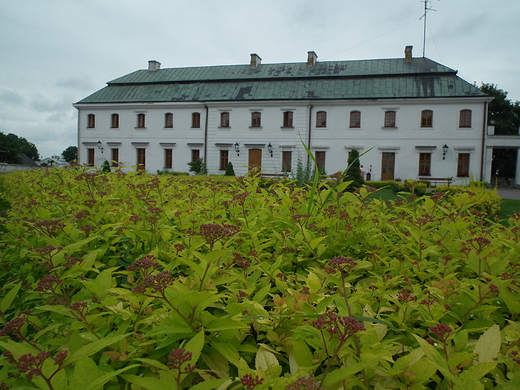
[248,149,262,174]
[381,152,395,181]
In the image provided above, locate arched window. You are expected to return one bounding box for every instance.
[220,112,230,128]
[164,113,173,128]
[421,110,433,127]
[111,114,119,128]
[384,111,396,128]
[251,112,261,127]
[87,114,95,128]
[191,112,201,128]
[350,111,361,128]
[316,111,327,127]
[136,113,146,128]
[459,110,472,128]
[282,111,293,128]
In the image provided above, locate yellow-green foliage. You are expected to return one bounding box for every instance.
[436,184,501,219]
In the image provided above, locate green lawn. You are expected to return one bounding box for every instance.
[498,198,520,220]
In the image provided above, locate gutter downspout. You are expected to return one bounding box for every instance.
[307,103,313,165]
[480,101,488,181]
[204,104,209,165]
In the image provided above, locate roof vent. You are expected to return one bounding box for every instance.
[404,46,413,63]
[250,53,262,68]
[148,60,161,72]
[307,51,318,66]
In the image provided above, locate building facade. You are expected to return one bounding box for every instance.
[75,48,495,185]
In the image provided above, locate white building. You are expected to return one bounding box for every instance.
[75,47,499,185]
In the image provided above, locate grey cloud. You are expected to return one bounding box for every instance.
[55,75,95,91]
[30,94,75,113]
[0,89,25,106]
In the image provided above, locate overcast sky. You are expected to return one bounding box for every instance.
[1,0,519,160]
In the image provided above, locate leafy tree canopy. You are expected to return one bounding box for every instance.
[0,132,39,163]
[480,83,520,135]
[343,149,364,190]
[62,146,78,162]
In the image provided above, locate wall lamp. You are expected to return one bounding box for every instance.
[97,140,104,153]
[267,142,273,157]
[442,144,449,160]
[234,142,240,156]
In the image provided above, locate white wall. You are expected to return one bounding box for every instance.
[76,97,489,183]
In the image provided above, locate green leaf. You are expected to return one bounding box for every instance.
[322,360,374,386]
[474,324,501,363]
[65,334,129,364]
[413,334,457,382]
[190,378,230,390]
[184,330,205,366]
[121,374,174,390]
[255,345,279,371]
[212,342,240,367]
[0,282,22,313]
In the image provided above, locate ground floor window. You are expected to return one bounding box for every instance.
[457,153,470,177]
[137,148,146,171]
[282,151,292,172]
[219,150,229,170]
[418,153,431,176]
[315,151,326,173]
[110,149,119,167]
[191,149,200,163]
[87,148,95,166]
[164,149,173,169]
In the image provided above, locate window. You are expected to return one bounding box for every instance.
[219,150,229,170]
[111,114,119,128]
[315,151,326,173]
[282,151,292,172]
[87,114,95,128]
[384,111,396,127]
[459,110,472,128]
[350,111,361,128]
[164,149,173,169]
[316,111,327,127]
[457,153,470,177]
[421,110,433,127]
[165,113,173,128]
[111,148,119,167]
[87,148,95,166]
[418,153,431,176]
[137,113,146,128]
[137,148,146,171]
[220,112,230,128]
[192,112,201,128]
[191,149,200,163]
[283,111,293,128]
[251,112,261,127]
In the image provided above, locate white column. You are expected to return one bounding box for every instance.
[516,148,520,187]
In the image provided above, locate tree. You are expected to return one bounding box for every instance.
[224,161,235,176]
[62,146,78,162]
[0,132,39,163]
[343,149,364,190]
[480,83,520,135]
[187,158,207,175]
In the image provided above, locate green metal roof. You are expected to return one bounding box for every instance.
[77,57,488,104]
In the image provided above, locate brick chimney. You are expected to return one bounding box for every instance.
[404,46,413,63]
[250,53,262,68]
[148,60,161,72]
[307,51,318,66]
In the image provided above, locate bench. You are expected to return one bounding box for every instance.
[418,177,453,187]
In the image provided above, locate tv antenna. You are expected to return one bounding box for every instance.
[420,0,437,57]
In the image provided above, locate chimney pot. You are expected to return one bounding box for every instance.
[404,46,413,63]
[250,53,262,68]
[307,51,318,66]
[148,60,161,71]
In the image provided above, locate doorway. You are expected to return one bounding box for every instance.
[381,152,395,181]
[248,149,262,175]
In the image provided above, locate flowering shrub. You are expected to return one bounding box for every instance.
[0,168,519,389]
